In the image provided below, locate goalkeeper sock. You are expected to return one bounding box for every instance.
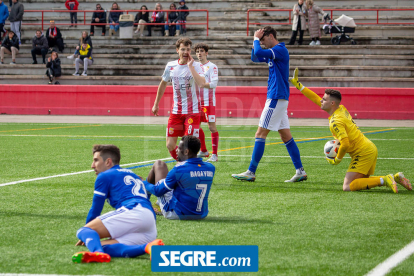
[248,138,266,174]
[285,138,303,170]
[211,131,219,155]
[76,227,104,253]
[103,243,146,258]
[169,146,178,160]
[199,128,208,152]
[350,177,382,191]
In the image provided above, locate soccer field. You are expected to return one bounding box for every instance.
[0,122,413,276]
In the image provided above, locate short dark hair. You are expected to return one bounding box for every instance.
[93,144,121,165]
[180,135,201,156]
[262,26,277,40]
[325,89,342,103]
[175,37,192,49]
[194,43,209,53]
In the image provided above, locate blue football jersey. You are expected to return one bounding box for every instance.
[94,165,154,213]
[251,40,290,100]
[145,158,215,220]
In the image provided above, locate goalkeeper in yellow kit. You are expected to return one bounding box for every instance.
[289,68,411,193]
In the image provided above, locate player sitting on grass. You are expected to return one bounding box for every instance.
[144,135,216,220]
[289,68,411,193]
[72,144,163,263]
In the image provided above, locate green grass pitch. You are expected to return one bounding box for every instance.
[0,122,413,276]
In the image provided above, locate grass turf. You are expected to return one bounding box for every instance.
[0,123,413,276]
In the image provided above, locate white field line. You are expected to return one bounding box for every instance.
[365,240,414,276]
[0,274,107,276]
[0,134,412,141]
[0,157,172,187]
[219,155,414,160]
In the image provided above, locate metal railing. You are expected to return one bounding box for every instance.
[247,8,414,36]
[7,9,209,36]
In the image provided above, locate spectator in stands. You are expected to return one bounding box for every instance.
[0,0,9,42]
[65,0,79,28]
[305,0,324,45]
[176,0,189,36]
[108,2,123,36]
[150,3,165,37]
[73,42,93,77]
[134,5,149,36]
[90,3,106,36]
[165,3,178,36]
[67,31,92,60]
[46,51,61,85]
[31,30,48,64]
[0,29,18,64]
[9,0,23,44]
[288,0,306,45]
[46,20,64,53]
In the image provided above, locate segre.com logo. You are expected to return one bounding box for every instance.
[151,245,258,272]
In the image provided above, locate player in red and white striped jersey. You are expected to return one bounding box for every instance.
[195,43,219,162]
[152,38,206,160]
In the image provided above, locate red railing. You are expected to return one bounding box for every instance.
[247,8,414,36]
[7,9,209,36]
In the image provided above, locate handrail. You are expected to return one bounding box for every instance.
[247,8,414,36]
[5,9,209,36]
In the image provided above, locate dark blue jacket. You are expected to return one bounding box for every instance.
[108,10,123,23]
[2,33,19,50]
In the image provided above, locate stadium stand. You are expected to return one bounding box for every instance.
[0,0,413,87]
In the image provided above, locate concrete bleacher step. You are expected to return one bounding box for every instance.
[0,75,413,88]
[4,53,413,67]
[1,64,412,78]
[270,0,413,8]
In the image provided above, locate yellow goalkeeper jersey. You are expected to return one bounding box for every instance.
[299,87,372,156]
[328,105,372,156]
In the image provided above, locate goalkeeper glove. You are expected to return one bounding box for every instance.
[289,68,304,91]
[326,157,342,165]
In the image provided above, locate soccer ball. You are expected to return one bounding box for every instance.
[324,140,340,159]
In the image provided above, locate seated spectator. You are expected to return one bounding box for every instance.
[46,20,64,53]
[73,42,92,76]
[108,2,123,36]
[67,31,92,60]
[31,30,48,64]
[165,3,178,37]
[65,0,79,28]
[149,3,165,37]
[90,3,106,36]
[177,0,189,35]
[0,29,19,64]
[46,51,61,84]
[134,5,149,37]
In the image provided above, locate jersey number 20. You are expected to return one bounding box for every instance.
[124,175,148,199]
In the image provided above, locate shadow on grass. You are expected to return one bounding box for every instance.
[0,211,84,220]
[197,216,277,225]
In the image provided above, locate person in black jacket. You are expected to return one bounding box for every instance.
[149,3,165,37]
[90,3,106,36]
[176,0,189,35]
[0,29,19,64]
[108,2,123,36]
[46,20,64,53]
[134,5,149,37]
[31,30,48,64]
[46,51,61,84]
[165,3,178,36]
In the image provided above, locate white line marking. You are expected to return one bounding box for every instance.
[219,155,414,160]
[0,274,107,276]
[0,157,172,187]
[365,240,414,276]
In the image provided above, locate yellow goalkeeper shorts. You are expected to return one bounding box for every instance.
[347,141,378,176]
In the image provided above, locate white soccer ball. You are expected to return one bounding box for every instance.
[324,139,340,159]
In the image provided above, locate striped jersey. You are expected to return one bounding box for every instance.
[199,61,219,107]
[162,60,205,114]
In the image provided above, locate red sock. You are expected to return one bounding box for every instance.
[211,131,219,155]
[169,146,178,160]
[199,128,208,152]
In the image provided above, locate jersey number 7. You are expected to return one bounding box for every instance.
[196,184,208,212]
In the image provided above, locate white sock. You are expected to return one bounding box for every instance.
[380,178,384,186]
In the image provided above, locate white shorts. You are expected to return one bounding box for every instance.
[99,204,157,245]
[155,179,180,220]
[258,99,290,131]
